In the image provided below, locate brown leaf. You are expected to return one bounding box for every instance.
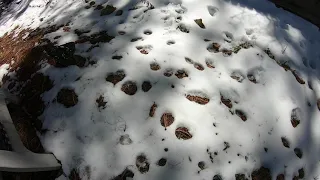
[160,113,174,128]
[175,127,192,140]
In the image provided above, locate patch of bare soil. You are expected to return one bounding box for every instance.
[112,55,123,60]
[57,88,79,108]
[194,62,204,71]
[160,113,174,128]
[149,103,157,117]
[291,108,301,128]
[186,94,209,105]
[220,95,232,108]
[164,68,174,77]
[157,158,167,166]
[205,59,215,68]
[194,19,206,29]
[185,57,194,64]
[247,73,257,83]
[235,109,247,121]
[294,148,303,158]
[292,70,305,84]
[142,81,152,92]
[20,73,53,118]
[251,166,271,180]
[96,95,107,109]
[175,69,188,79]
[207,42,220,53]
[281,137,290,148]
[276,174,285,180]
[75,31,114,44]
[233,42,253,54]
[150,62,161,71]
[175,127,192,140]
[221,49,232,56]
[213,174,223,180]
[235,174,248,180]
[264,48,275,60]
[231,72,245,82]
[121,81,138,95]
[136,154,150,174]
[112,168,134,180]
[106,70,126,85]
[100,5,117,16]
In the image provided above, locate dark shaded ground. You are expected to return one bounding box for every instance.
[270,0,320,28]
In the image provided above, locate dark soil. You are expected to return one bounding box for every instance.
[194,19,205,29]
[131,37,143,42]
[221,49,232,56]
[213,174,223,180]
[74,29,90,36]
[20,73,53,117]
[198,161,206,170]
[207,43,220,53]
[157,158,167,166]
[276,174,285,180]
[150,62,161,71]
[160,113,174,128]
[149,103,157,117]
[292,70,305,84]
[294,148,303,158]
[106,70,126,85]
[194,62,204,71]
[112,55,123,60]
[164,68,174,77]
[251,166,272,180]
[235,109,247,121]
[100,5,117,16]
[247,74,257,83]
[57,88,79,108]
[235,174,248,180]
[75,31,114,44]
[175,127,192,140]
[115,10,123,16]
[142,81,152,92]
[136,154,150,174]
[96,95,107,109]
[186,94,209,105]
[298,168,304,178]
[119,134,133,145]
[291,108,300,128]
[112,168,134,180]
[177,24,189,33]
[121,81,138,95]
[231,73,244,82]
[185,57,194,64]
[44,42,86,68]
[281,137,290,148]
[205,59,215,68]
[220,95,232,108]
[95,4,104,10]
[264,48,275,60]
[223,142,230,151]
[69,169,81,180]
[175,69,188,79]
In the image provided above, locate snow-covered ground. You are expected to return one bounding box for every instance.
[1,0,320,179]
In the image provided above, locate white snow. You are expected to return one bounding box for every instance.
[1,0,320,179]
[0,64,9,86]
